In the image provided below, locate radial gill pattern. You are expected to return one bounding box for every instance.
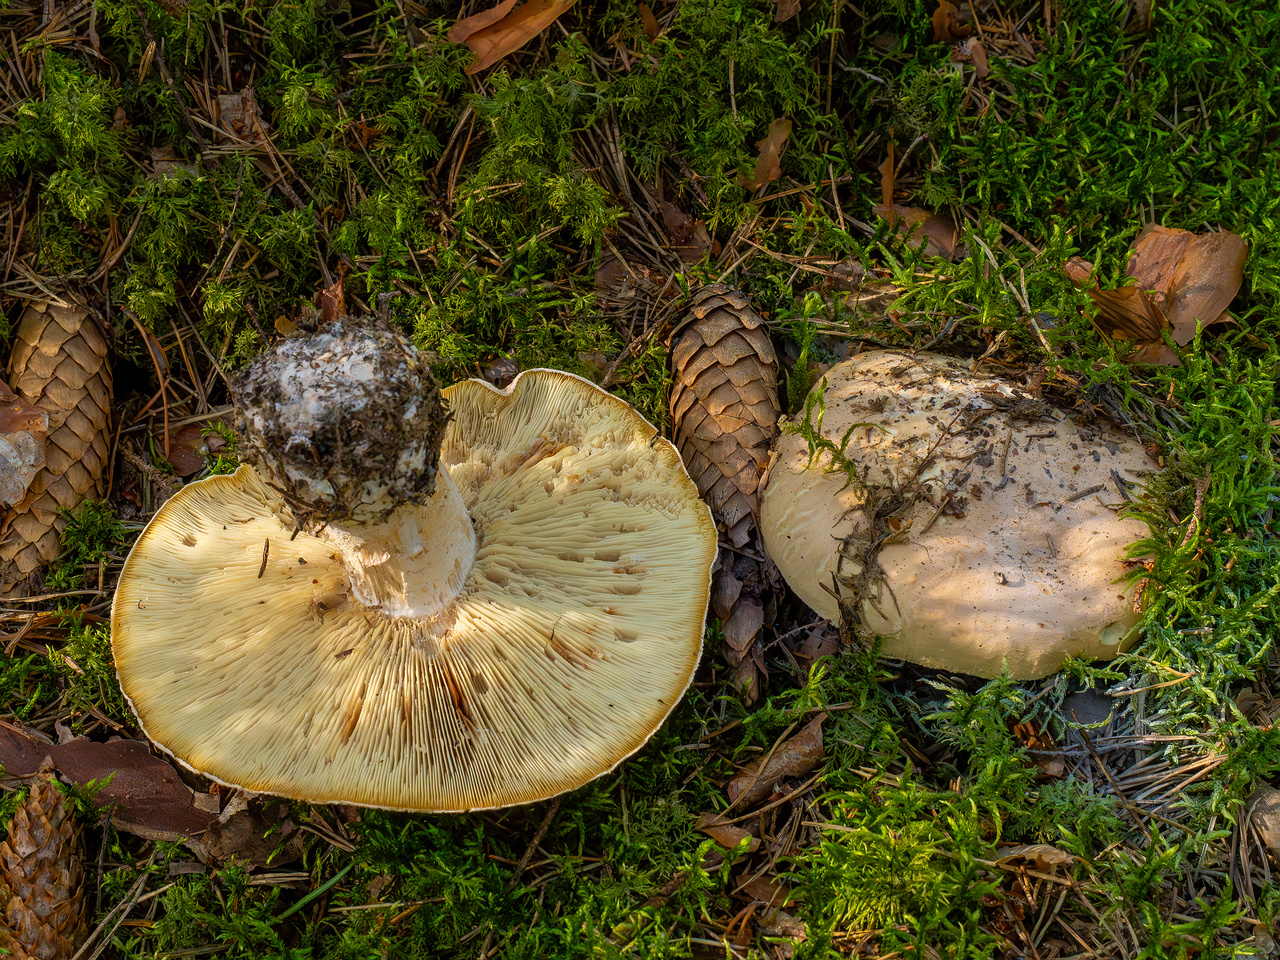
[112,370,717,812]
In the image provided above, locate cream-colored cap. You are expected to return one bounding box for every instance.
[112,370,716,811]
[761,351,1156,680]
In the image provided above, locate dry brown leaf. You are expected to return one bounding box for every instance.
[447,0,519,42]
[162,423,212,476]
[1126,224,1189,293]
[1010,720,1064,779]
[873,146,960,259]
[637,1,659,39]
[955,37,989,77]
[0,727,218,841]
[727,713,825,809]
[736,872,791,908]
[695,813,760,853]
[1118,225,1247,345]
[1062,256,1094,287]
[931,0,970,42]
[993,843,1075,871]
[757,907,806,946]
[1250,786,1280,865]
[878,147,894,209]
[448,0,579,76]
[1086,284,1169,343]
[1126,340,1182,365]
[1066,226,1247,363]
[774,0,800,23]
[185,802,305,867]
[659,200,693,243]
[1162,230,1248,344]
[482,355,521,388]
[874,203,961,260]
[48,739,220,841]
[793,628,841,674]
[216,88,266,144]
[741,118,792,192]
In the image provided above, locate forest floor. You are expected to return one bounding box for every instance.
[1,0,1279,957]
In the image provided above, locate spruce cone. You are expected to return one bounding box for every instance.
[0,769,87,960]
[1,300,112,596]
[670,286,780,701]
[669,286,779,549]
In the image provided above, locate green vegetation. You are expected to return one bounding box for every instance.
[1,0,1278,954]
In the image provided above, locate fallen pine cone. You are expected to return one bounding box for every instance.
[669,286,780,701]
[1,299,112,596]
[669,285,779,549]
[0,765,87,960]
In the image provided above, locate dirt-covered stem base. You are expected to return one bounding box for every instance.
[232,321,474,617]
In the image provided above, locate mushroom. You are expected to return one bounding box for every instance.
[112,323,716,812]
[760,350,1157,680]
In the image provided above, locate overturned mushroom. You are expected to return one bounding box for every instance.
[761,351,1157,680]
[112,323,716,812]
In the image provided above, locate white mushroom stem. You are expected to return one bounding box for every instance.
[319,468,476,619]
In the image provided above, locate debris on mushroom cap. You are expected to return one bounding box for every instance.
[112,367,717,812]
[232,321,447,528]
[760,350,1158,680]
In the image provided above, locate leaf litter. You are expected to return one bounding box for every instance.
[1066,224,1248,364]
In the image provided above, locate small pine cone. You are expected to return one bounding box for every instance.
[0,771,87,960]
[669,285,779,549]
[1,300,112,596]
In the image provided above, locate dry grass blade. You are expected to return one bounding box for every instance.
[1,299,112,597]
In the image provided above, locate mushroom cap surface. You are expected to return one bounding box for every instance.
[112,370,716,811]
[761,351,1155,680]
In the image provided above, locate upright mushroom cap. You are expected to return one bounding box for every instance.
[761,351,1156,680]
[112,367,716,811]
